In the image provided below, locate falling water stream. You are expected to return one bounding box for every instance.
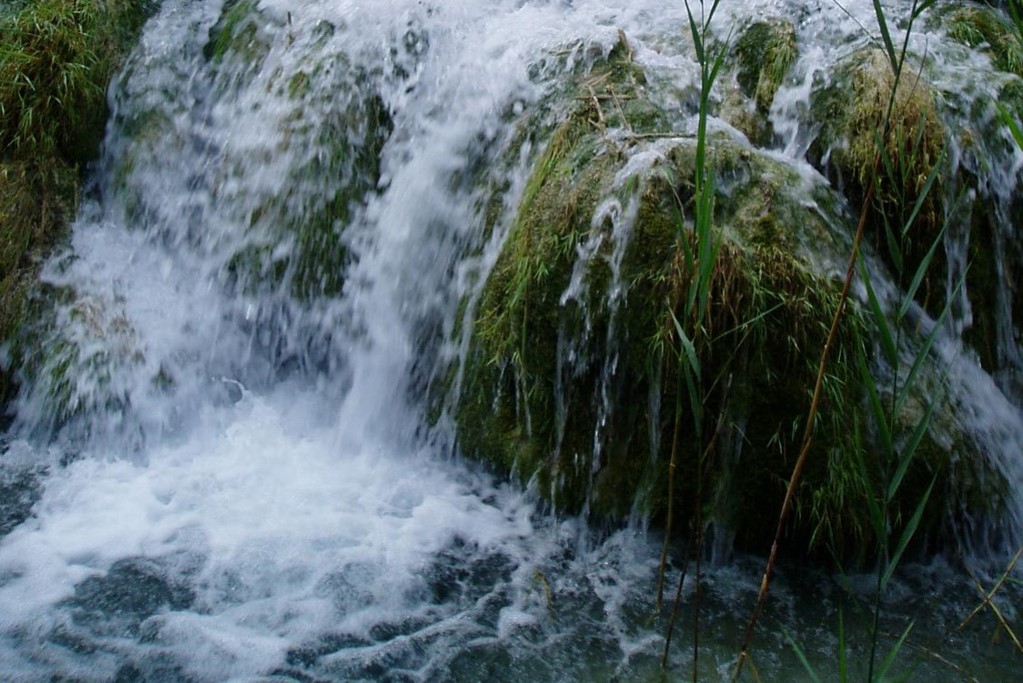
[1,0,1022,680]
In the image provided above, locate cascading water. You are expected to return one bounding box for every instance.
[2,0,1022,680]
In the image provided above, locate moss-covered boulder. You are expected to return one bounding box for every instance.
[108,2,391,306]
[203,3,390,301]
[725,18,798,146]
[453,44,863,555]
[447,39,1008,561]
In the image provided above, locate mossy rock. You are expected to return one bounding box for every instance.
[725,18,798,146]
[225,68,390,301]
[810,48,948,313]
[450,36,1007,562]
[203,0,274,68]
[114,4,391,304]
[944,3,1023,78]
[22,292,145,434]
[456,128,869,555]
[452,44,866,556]
[0,162,79,420]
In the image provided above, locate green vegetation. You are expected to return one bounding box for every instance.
[726,18,797,145]
[0,0,150,417]
[946,3,1023,77]
[733,19,797,113]
[203,0,273,69]
[0,0,150,162]
[810,48,948,312]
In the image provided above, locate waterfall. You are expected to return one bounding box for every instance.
[2,0,1022,679]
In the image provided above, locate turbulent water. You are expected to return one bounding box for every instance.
[2,0,1022,680]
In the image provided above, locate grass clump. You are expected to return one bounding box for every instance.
[811,48,948,311]
[0,0,150,163]
[946,4,1023,77]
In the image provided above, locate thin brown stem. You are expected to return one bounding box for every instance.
[968,574,1023,654]
[958,543,1023,631]
[662,543,691,669]
[733,178,876,680]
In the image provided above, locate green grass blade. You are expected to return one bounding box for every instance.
[899,223,946,320]
[896,275,963,415]
[708,39,729,91]
[872,0,900,70]
[875,619,916,681]
[860,259,898,367]
[887,401,936,503]
[859,345,893,452]
[998,102,1023,149]
[913,0,939,21]
[782,630,824,683]
[883,475,936,589]
[695,174,717,322]
[672,313,703,427]
[874,129,897,188]
[683,0,704,64]
[884,222,904,277]
[898,144,945,241]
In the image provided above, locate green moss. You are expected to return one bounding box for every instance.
[723,19,798,146]
[287,71,310,100]
[203,0,271,66]
[733,19,798,114]
[947,5,1023,77]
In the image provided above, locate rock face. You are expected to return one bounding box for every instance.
[448,34,1013,560]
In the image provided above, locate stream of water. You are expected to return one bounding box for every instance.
[2,0,1022,680]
